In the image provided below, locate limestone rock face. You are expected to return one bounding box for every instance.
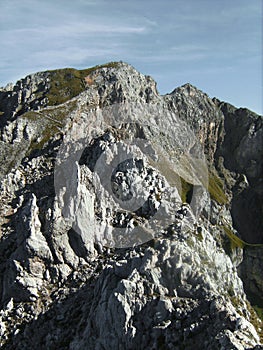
[0,62,262,349]
[168,83,223,163]
[0,72,50,127]
[214,100,263,244]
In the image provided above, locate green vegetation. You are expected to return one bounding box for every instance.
[22,100,77,154]
[180,177,193,203]
[178,168,228,205]
[208,173,228,204]
[246,301,263,342]
[46,62,120,106]
[220,219,263,249]
[221,224,245,249]
[254,305,263,321]
[230,297,263,343]
[19,62,120,154]
[195,227,203,241]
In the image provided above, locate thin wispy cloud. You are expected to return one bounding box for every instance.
[0,0,261,114]
[3,23,146,37]
[28,46,123,68]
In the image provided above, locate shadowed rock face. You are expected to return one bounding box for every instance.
[214,101,263,244]
[0,62,262,349]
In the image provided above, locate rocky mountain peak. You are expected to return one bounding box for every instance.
[0,62,262,349]
[0,62,159,128]
[172,82,204,95]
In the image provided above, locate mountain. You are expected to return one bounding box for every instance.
[0,62,262,349]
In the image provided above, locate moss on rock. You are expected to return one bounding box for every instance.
[46,62,120,106]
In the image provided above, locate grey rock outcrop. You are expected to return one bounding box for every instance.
[0,62,262,349]
[0,72,49,127]
[214,100,263,244]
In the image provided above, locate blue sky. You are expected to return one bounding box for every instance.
[0,0,262,114]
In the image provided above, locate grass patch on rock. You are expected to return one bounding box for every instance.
[220,220,263,249]
[221,224,245,249]
[230,296,263,343]
[208,172,228,204]
[22,100,77,154]
[180,177,193,204]
[46,62,120,106]
[246,301,263,342]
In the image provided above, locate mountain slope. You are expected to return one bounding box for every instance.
[0,62,262,349]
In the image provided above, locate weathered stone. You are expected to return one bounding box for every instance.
[0,62,262,349]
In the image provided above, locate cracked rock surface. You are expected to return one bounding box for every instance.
[0,62,262,349]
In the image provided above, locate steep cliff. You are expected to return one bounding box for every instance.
[0,62,262,349]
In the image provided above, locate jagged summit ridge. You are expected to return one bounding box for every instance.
[0,62,159,126]
[0,62,262,349]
